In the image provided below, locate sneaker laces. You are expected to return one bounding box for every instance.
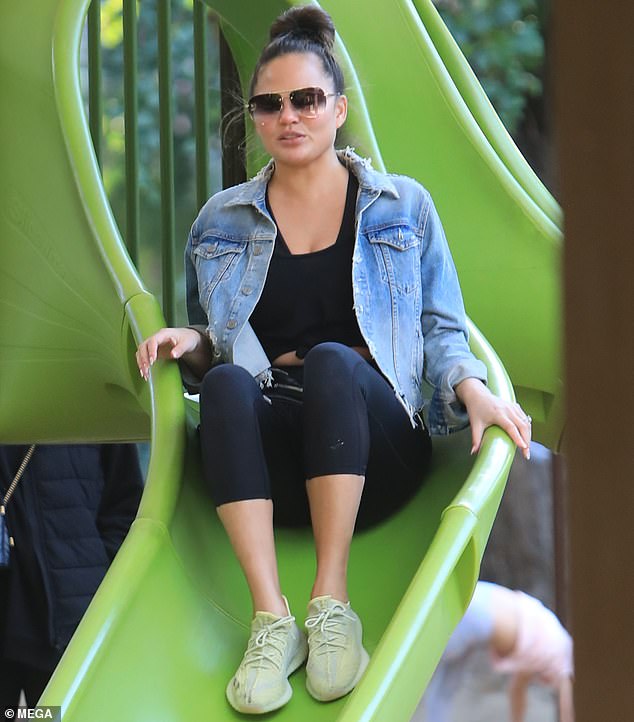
[305,603,354,655]
[243,615,295,672]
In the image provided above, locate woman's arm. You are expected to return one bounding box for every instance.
[134,222,215,384]
[136,327,213,382]
[455,377,532,459]
[417,192,531,455]
[419,198,487,401]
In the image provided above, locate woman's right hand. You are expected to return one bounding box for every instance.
[136,327,204,382]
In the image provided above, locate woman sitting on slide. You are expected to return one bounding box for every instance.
[136,5,532,714]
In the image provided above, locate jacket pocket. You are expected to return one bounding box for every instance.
[193,238,247,299]
[366,224,420,296]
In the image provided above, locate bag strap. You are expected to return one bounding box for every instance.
[1,445,36,509]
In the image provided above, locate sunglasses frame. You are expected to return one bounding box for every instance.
[247,86,340,119]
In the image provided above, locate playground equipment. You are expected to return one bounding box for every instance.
[0,0,561,719]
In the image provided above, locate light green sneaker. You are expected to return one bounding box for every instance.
[304,595,370,702]
[226,598,308,714]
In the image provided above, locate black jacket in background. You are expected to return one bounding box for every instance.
[0,444,143,669]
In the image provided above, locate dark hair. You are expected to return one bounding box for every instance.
[248,5,345,98]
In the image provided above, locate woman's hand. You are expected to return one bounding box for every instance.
[135,327,205,382]
[455,377,532,460]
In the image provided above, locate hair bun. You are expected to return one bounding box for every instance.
[269,6,336,50]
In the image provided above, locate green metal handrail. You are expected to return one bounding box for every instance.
[123,0,140,264]
[193,0,211,209]
[157,0,176,326]
[84,0,225,325]
[87,0,102,167]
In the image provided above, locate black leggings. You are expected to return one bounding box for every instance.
[199,342,432,529]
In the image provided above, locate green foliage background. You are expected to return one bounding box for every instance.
[433,0,546,134]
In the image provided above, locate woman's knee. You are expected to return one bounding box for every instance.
[303,345,368,407]
[200,363,258,409]
[303,342,357,379]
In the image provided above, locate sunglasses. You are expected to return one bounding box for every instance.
[247,87,339,120]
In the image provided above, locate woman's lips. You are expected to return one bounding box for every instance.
[278,133,305,143]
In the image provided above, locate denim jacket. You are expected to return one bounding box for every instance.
[184,147,487,434]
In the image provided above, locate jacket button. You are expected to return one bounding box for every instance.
[227,319,237,329]
[253,245,263,256]
[241,286,252,295]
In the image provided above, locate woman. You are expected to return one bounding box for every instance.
[136,5,531,714]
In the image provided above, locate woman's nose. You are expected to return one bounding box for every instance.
[277,97,300,123]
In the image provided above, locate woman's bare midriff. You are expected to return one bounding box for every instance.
[271,346,371,366]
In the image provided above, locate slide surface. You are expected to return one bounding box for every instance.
[0,0,558,720]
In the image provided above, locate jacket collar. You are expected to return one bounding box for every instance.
[223,147,400,210]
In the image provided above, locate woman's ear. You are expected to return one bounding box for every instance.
[335,94,348,129]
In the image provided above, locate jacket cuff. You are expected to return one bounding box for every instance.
[178,359,202,395]
[428,359,488,435]
[177,325,209,395]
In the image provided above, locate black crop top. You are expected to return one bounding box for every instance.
[250,172,366,362]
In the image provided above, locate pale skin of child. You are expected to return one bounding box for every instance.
[136,52,533,619]
[490,586,574,722]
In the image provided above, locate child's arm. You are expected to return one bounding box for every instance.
[559,676,575,722]
[509,671,531,722]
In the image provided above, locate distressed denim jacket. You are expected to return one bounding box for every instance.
[184,147,487,434]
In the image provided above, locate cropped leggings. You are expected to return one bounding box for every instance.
[198,342,432,529]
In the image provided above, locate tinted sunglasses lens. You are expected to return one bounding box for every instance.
[249,93,282,116]
[289,88,325,116]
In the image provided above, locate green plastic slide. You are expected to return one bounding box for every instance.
[0,0,560,720]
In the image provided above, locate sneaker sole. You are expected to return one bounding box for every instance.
[226,641,308,714]
[306,647,370,702]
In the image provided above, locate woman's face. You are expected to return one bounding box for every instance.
[251,52,347,169]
